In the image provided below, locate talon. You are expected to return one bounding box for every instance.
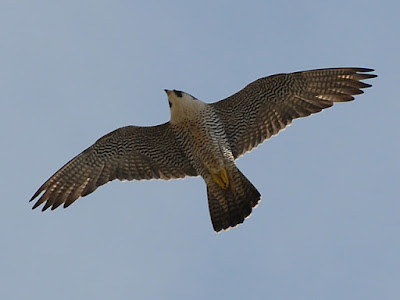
[211,169,229,190]
[220,169,229,188]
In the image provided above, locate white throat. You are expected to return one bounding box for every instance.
[166,90,206,124]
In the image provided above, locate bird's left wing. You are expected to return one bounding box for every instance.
[30,123,197,211]
[211,68,376,158]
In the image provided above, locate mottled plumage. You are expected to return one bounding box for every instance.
[30,67,376,232]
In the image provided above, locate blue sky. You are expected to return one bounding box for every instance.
[1,1,399,299]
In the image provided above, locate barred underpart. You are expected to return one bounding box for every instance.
[30,67,376,232]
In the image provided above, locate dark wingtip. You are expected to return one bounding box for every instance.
[42,202,52,211]
[64,201,73,208]
[30,190,41,202]
[356,67,375,72]
[360,73,377,79]
[31,200,42,210]
[30,187,47,210]
[356,68,377,79]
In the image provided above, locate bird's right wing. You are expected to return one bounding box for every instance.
[211,68,376,158]
[30,123,197,211]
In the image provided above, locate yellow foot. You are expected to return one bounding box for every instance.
[211,169,229,190]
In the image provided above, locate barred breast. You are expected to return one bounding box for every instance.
[171,106,234,176]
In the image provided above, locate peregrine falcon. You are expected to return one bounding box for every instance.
[30,67,376,232]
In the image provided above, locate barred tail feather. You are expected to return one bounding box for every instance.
[207,168,261,232]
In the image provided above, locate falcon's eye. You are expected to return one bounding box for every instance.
[174,90,183,98]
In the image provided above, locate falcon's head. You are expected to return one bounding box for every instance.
[164,89,204,123]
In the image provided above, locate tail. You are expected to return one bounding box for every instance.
[206,167,261,232]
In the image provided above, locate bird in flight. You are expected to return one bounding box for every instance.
[30,67,376,232]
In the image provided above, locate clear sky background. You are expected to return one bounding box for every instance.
[1,1,398,299]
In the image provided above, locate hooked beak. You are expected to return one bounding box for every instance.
[164,89,172,96]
